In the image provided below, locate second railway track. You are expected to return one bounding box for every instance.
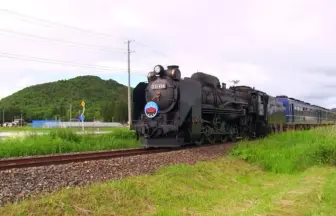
[0,148,172,170]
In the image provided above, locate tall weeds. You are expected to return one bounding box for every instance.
[230,126,336,173]
[0,128,139,158]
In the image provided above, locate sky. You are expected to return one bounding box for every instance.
[0,0,336,108]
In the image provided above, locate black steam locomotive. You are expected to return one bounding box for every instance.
[131,65,285,148]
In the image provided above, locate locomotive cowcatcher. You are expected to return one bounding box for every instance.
[131,65,277,148]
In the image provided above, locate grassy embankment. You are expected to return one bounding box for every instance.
[0,126,118,132]
[0,128,139,158]
[1,127,336,215]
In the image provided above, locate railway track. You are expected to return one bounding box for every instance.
[0,148,171,170]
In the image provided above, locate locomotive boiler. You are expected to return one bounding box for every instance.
[131,65,270,148]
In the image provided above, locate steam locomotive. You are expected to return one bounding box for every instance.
[131,65,336,148]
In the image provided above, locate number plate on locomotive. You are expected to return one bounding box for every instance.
[151,83,167,89]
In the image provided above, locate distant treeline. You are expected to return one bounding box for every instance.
[0,101,130,123]
[0,75,135,123]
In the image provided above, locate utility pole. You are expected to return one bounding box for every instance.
[2,109,4,126]
[126,40,133,126]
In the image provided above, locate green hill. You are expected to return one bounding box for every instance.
[0,75,132,123]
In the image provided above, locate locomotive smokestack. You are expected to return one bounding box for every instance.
[167,65,179,70]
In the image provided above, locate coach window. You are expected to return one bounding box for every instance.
[296,106,299,117]
[292,105,295,116]
[296,106,298,116]
[299,107,302,119]
[259,95,264,104]
[293,106,295,116]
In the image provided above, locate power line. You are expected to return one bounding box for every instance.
[134,41,169,58]
[0,8,126,40]
[0,52,124,70]
[0,8,167,89]
[0,51,146,75]
[0,29,125,52]
[0,8,168,59]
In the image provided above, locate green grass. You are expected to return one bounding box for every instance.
[1,126,336,215]
[0,126,120,132]
[230,126,336,174]
[0,128,139,158]
[0,158,335,215]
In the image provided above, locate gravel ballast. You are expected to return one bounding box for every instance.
[0,143,232,206]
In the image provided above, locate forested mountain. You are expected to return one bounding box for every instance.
[0,75,133,122]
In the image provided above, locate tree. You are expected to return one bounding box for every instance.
[0,75,133,122]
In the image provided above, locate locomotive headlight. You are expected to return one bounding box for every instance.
[168,69,176,78]
[154,65,164,74]
[167,68,181,80]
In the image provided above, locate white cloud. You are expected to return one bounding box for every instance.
[0,0,335,108]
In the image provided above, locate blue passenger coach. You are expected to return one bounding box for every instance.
[275,95,336,129]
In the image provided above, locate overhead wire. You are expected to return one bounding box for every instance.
[0,8,168,58]
[0,8,126,40]
[134,41,169,58]
[0,29,125,52]
[0,52,146,76]
[0,8,168,77]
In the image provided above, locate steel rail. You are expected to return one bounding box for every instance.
[0,148,171,170]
